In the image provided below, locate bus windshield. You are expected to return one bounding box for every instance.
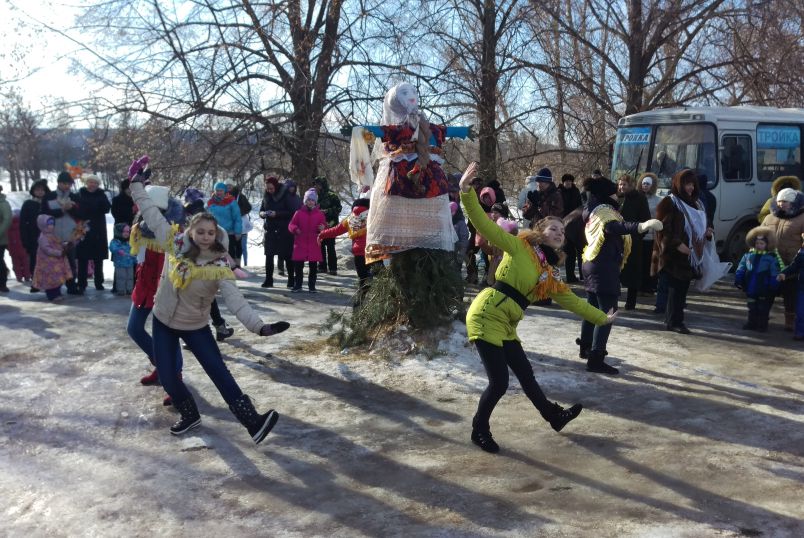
[611,127,651,182]
[612,123,717,190]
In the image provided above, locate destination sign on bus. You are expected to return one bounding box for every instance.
[618,127,651,145]
[757,126,800,149]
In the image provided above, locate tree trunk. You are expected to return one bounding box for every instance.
[478,0,499,183]
[625,0,645,115]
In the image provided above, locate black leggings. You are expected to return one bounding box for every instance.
[472,339,551,433]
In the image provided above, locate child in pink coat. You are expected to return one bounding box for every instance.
[32,215,73,301]
[288,188,326,292]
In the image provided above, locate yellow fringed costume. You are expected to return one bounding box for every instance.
[582,204,632,270]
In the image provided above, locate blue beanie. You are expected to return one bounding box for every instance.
[535,167,553,183]
[214,181,227,192]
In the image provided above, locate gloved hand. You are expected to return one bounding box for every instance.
[128,155,152,184]
[637,219,663,234]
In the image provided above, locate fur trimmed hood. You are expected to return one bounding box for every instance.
[770,175,801,196]
[745,226,777,249]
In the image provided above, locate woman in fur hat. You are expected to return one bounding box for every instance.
[458,162,618,454]
[577,175,662,373]
[652,169,713,335]
[734,227,784,332]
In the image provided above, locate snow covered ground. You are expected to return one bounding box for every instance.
[1,256,803,536]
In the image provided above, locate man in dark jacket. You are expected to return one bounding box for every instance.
[559,174,583,282]
[111,179,135,226]
[41,171,82,294]
[75,174,111,291]
[20,179,50,291]
[313,176,342,274]
[617,174,651,309]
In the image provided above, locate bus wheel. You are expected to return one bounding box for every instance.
[724,223,755,268]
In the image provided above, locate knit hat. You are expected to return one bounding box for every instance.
[479,187,496,205]
[304,188,318,203]
[561,173,575,183]
[84,174,100,186]
[777,187,798,203]
[497,218,518,235]
[145,185,170,211]
[264,175,280,191]
[57,171,74,184]
[214,182,227,192]
[534,167,553,183]
[583,176,617,199]
[312,176,328,189]
[183,187,205,205]
[352,197,370,209]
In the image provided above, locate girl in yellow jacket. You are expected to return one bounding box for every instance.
[459,162,617,453]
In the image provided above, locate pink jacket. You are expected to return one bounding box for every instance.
[289,206,326,262]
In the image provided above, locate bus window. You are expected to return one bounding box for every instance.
[721,135,752,181]
[611,126,651,181]
[651,124,717,189]
[757,125,801,182]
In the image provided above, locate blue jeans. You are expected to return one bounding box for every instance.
[127,304,182,372]
[579,291,619,352]
[152,316,243,405]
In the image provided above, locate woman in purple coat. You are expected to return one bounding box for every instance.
[288,188,326,293]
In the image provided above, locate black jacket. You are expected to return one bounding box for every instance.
[20,199,42,253]
[111,192,135,225]
[75,188,111,260]
[260,186,295,258]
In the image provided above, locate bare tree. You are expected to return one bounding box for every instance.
[73,0,402,191]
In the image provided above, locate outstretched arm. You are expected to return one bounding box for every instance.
[459,163,520,255]
[551,289,611,326]
[361,125,472,142]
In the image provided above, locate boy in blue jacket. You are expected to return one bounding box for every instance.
[735,226,784,332]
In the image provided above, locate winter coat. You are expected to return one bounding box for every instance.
[206,194,242,235]
[563,207,586,255]
[0,193,11,246]
[110,225,137,269]
[111,192,135,225]
[288,206,326,262]
[314,179,343,227]
[536,184,563,220]
[559,184,583,218]
[651,171,710,281]
[735,250,782,298]
[234,191,253,217]
[8,213,31,280]
[41,189,81,243]
[32,215,72,290]
[131,181,265,332]
[319,206,368,257]
[643,193,662,241]
[132,249,165,309]
[758,176,801,223]
[260,186,295,258]
[20,198,43,253]
[761,192,804,265]
[517,180,537,210]
[75,187,111,260]
[780,249,804,293]
[618,190,651,290]
[461,188,607,347]
[582,197,639,295]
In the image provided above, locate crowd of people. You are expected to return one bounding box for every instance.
[1,158,803,451]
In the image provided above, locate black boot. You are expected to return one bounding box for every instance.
[470,429,500,453]
[575,338,590,359]
[586,349,619,375]
[214,321,234,342]
[261,277,273,288]
[542,402,583,432]
[170,397,201,435]
[229,394,278,444]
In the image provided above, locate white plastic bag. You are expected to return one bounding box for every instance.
[693,238,732,292]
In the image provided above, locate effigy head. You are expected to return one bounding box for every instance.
[383,82,420,125]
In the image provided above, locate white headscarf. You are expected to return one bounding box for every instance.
[382,82,421,137]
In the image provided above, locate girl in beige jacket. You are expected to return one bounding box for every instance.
[130,163,289,444]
